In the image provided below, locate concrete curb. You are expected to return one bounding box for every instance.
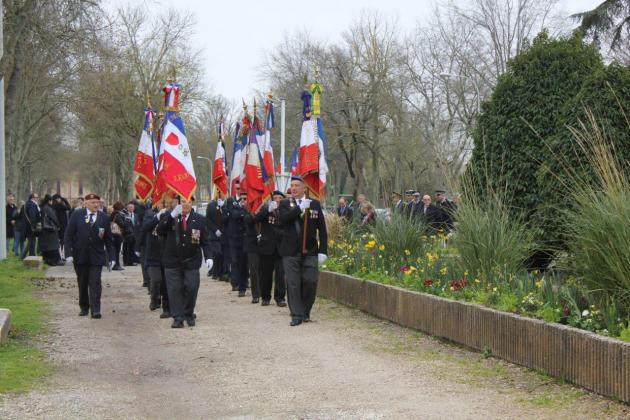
[23,256,43,270]
[0,309,12,345]
[318,271,630,403]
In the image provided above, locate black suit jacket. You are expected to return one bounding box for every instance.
[251,205,281,256]
[205,200,227,244]
[336,205,353,222]
[226,200,246,240]
[64,209,115,266]
[277,197,327,257]
[24,200,41,236]
[157,211,215,270]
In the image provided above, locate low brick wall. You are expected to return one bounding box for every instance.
[318,271,630,403]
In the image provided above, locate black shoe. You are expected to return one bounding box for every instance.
[231,286,239,291]
[149,301,160,311]
[171,319,184,328]
[142,282,148,288]
[91,313,102,319]
[79,309,89,316]
[276,300,287,307]
[186,317,196,327]
[304,314,311,323]
[261,300,270,306]
[290,318,303,327]
[251,297,260,304]
[160,311,172,319]
[112,264,124,271]
[238,291,246,297]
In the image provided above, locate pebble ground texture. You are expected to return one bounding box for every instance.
[0,265,628,419]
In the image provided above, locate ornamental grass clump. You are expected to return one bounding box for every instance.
[450,188,534,287]
[563,110,630,318]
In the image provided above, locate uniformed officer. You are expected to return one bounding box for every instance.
[226,189,248,296]
[243,197,261,304]
[64,193,115,319]
[205,193,230,281]
[435,189,457,232]
[141,199,170,318]
[278,177,327,326]
[157,196,214,328]
[253,191,287,307]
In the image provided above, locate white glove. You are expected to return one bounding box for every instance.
[217,199,224,208]
[206,259,213,270]
[215,229,222,238]
[318,253,328,265]
[171,204,182,218]
[66,256,73,263]
[134,251,141,257]
[268,201,278,212]
[156,208,167,218]
[109,261,115,270]
[299,199,311,211]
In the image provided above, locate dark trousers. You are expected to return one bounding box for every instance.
[164,267,200,322]
[221,240,231,277]
[260,254,286,302]
[229,239,248,291]
[141,260,150,286]
[22,234,37,258]
[112,235,123,266]
[247,252,260,299]
[147,265,170,312]
[74,264,103,314]
[122,237,135,265]
[283,255,318,320]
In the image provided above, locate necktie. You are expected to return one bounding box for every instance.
[89,213,94,225]
[182,215,187,231]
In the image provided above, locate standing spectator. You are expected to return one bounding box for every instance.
[421,195,441,234]
[336,196,353,223]
[435,189,457,232]
[13,200,26,256]
[407,192,422,218]
[6,194,17,253]
[39,194,63,266]
[22,193,41,258]
[205,194,230,281]
[360,202,377,228]
[52,194,71,259]
[390,192,405,214]
[110,202,126,271]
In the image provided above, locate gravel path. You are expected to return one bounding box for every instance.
[0,265,626,419]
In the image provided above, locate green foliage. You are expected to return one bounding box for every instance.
[0,258,49,393]
[537,64,630,249]
[620,322,630,342]
[450,191,534,285]
[466,31,603,260]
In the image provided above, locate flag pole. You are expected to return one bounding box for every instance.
[280,97,286,191]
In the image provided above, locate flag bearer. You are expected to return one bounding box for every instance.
[278,177,327,326]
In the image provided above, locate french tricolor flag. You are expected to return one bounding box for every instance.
[133,108,156,201]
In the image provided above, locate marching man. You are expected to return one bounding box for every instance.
[64,193,115,319]
[157,196,215,328]
[278,176,327,326]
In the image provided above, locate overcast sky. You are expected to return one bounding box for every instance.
[105,0,602,102]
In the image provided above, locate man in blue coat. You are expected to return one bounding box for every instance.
[64,193,115,319]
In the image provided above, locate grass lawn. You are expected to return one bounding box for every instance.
[0,257,50,393]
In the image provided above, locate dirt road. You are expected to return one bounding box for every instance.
[0,265,625,419]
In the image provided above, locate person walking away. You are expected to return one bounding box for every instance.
[64,193,116,319]
[52,194,71,259]
[157,196,214,328]
[435,189,457,233]
[421,195,441,235]
[22,193,41,258]
[40,195,63,266]
[110,202,126,270]
[6,194,17,253]
[254,190,287,307]
[278,176,328,326]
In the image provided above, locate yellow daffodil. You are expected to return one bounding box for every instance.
[379,244,385,251]
[440,266,448,275]
[404,249,411,256]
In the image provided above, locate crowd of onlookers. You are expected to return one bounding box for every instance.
[5,193,149,269]
[334,189,458,233]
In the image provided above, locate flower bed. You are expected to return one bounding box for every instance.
[325,234,630,341]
